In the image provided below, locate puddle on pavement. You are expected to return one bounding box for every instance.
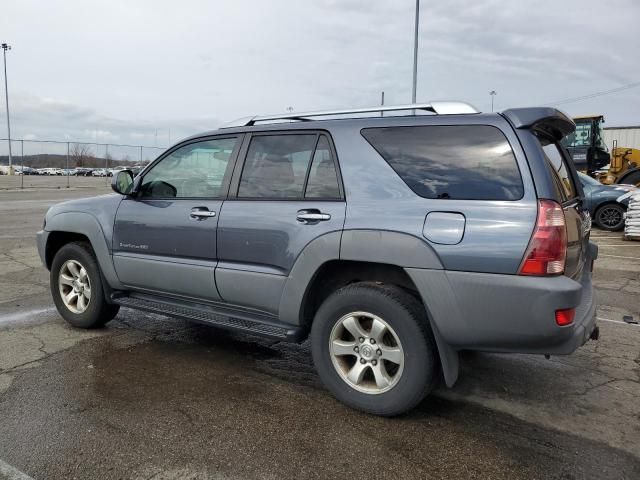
[1,319,639,480]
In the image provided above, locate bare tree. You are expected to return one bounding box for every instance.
[69,143,94,168]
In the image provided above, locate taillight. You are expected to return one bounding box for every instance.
[555,308,575,326]
[519,200,567,276]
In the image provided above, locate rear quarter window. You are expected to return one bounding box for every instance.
[361,125,523,200]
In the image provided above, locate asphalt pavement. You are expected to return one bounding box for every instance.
[0,180,638,479]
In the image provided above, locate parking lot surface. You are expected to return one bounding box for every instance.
[0,182,639,479]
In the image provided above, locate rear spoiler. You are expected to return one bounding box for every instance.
[501,108,575,142]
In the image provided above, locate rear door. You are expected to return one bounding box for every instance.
[539,140,588,279]
[216,131,346,314]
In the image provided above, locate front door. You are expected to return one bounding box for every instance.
[216,132,346,314]
[113,135,241,300]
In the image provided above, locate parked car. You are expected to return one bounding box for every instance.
[74,168,94,176]
[91,169,108,177]
[14,166,37,175]
[109,166,127,176]
[37,103,598,416]
[37,168,62,176]
[578,172,637,231]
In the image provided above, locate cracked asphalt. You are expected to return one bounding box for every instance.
[0,179,639,479]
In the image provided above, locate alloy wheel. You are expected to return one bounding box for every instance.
[598,206,623,229]
[58,259,92,314]
[329,311,404,394]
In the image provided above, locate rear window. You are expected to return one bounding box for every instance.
[539,139,578,201]
[361,125,523,200]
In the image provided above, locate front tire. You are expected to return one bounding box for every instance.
[50,242,119,328]
[311,282,438,416]
[594,203,625,231]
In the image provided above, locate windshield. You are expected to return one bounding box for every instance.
[561,120,592,148]
[561,118,608,151]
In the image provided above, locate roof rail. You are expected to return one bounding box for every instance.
[221,101,480,128]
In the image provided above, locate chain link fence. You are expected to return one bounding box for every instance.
[0,138,166,188]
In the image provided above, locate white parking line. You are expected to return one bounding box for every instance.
[0,307,55,327]
[596,244,640,247]
[0,459,35,480]
[597,317,640,327]
[599,254,640,260]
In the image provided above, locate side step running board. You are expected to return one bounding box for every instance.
[111,293,305,342]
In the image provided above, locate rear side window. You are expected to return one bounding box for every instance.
[239,134,317,199]
[540,140,577,201]
[361,125,523,200]
[238,134,341,199]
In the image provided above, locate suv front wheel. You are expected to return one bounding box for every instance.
[311,282,438,416]
[50,242,119,328]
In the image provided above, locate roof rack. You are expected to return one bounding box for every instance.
[221,101,480,128]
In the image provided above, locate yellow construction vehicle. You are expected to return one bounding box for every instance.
[561,115,640,186]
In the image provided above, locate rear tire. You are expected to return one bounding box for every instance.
[50,242,119,328]
[594,203,625,231]
[311,282,438,416]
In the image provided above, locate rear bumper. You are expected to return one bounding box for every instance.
[406,242,598,355]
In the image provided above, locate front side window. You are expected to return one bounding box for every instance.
[361,125,523,200]
[238,134,341,199]
[139,137,238,198]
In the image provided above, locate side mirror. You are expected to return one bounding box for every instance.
[111,169,135,195]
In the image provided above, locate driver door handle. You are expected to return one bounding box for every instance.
[190,207,216,219]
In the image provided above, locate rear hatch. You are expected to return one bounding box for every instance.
[538,138,590,279]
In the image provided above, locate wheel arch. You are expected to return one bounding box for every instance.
[277,230,458,387]
[45,231,91,269]
[44,212,123,290]
[278,229,444,326]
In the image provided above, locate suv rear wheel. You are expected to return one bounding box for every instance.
[51,242,119,328]
[311,282,437,416]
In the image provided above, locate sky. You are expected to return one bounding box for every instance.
[1,0,639,151]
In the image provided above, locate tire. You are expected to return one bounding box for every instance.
[594,203,626,231]
[50,241,119,328]
[618,170,640,187]
[310,282,438,416]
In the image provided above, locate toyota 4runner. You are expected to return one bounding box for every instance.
[38,102,598,416]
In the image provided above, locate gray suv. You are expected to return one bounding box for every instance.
[37,103,598,416]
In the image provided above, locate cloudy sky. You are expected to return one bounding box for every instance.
[1,0,639,150]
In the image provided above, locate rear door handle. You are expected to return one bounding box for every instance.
[190,207,216,219]
[296,210,331,223]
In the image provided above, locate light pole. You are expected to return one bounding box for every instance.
[2,43,12,175]
[490,90,497,112]
[411,0,420,108]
